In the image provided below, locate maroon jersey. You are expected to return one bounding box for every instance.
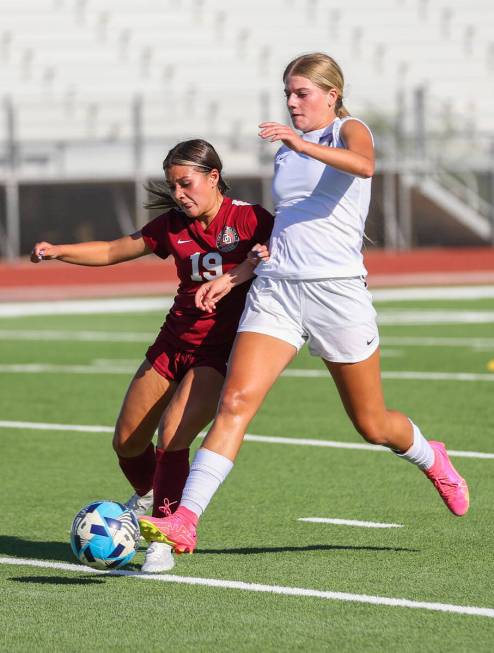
[141,197,273,349]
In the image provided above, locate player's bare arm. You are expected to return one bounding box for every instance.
[195,258,254,313]
[31,232,152,266]
[258,120,374,178]
[195,243,270,313]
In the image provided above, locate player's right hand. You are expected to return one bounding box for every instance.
[30,242,60,263]
[195,276,233,313]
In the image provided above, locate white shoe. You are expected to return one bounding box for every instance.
[141,542,175,573]
[125,489,154,517]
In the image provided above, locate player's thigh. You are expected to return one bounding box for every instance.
[114,359,176,450]
[158,365,226,451]
[323,348,387,426]
[219,331,297,418]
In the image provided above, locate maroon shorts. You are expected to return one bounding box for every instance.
[146,332,231,384]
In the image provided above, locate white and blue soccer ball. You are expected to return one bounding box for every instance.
[70,500,140,570]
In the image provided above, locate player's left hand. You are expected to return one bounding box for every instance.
[247,243,270,266]
[258,122,305,153]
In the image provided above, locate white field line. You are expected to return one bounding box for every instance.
[0,362,493,382]
[0,309,492,325]
[92,358,141,366]
[0,298,172,317]
[381,336,494,348]
[0,364,132,374]
[1,420,493,460]
[1,330,494,351]
[0,329,152,342]
[91,351,403,364]
[372,286,494,301]
[383,371,494,382]
[378,310,494,325]
[0,556,492,618]
[0,290,493,322]
[298,518,403,529]
[0,420,114,433]
[284,369,494,382]
[225,434,494,459]
[0,285,492,318]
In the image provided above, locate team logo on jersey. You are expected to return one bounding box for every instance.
[216,226,239,253]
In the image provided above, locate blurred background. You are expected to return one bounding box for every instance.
[1,0,494,260]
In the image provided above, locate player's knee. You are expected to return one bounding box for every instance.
[217,386,253,420]
[112,429,126,456]
[354,416,388,445]
[113,426,138,457]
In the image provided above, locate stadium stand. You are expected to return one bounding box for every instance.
[1,0,493,254]
[3,0,494,143]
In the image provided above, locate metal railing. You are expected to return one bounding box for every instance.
[2,97,494,257]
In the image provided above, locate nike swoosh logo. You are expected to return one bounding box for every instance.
[177,239,192,244]
[366,336,376,346]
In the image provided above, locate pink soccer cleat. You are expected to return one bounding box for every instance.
[139,504,197,554]
[424,441,469,516]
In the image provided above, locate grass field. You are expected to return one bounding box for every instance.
[1,291,493,652]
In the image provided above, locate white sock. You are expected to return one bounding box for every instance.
[394,420,435,470]
[180,448,234,517]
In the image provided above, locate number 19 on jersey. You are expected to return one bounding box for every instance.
[190,252,223,281]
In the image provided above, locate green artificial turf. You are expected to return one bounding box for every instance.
[0,297,493,651]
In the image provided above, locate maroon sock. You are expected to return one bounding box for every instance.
[118,443,156,496]
[152,448,190,517]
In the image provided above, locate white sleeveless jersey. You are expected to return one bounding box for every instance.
[257,117,372,280]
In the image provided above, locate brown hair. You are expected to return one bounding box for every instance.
[283,52,350,118]
[144,139,229,211]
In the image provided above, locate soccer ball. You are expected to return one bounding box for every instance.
[70,500,140,570]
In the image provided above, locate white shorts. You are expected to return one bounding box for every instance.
[238,276,379,363]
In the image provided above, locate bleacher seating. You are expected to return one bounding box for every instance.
[1,0,493,178]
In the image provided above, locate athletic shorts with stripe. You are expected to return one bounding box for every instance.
[238,276,379,363]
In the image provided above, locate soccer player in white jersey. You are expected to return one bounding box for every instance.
[138,53,469,555]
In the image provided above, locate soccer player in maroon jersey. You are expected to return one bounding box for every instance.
[31,139,273,572]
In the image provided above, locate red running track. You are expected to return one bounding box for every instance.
[1,248,494,301]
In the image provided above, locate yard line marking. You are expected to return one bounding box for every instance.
[1,362,494,382]
[92,358,140,366]
[379,349,404,357]
[0,329,152,342]
[0,420,114,434]
[378,310,494,325]
[0,330,493,350]
[372,286,494,301]
[298,518,403,529]
[383,371,494,382]
[1,298,493,324]
[381,336,494,348]
[243,433,385,451]
[0,297,172,318]
[0,286,490,319]
[1,330,494,351]
[239,436,494,460]
[1,556,492,618]
[1,420,493,460]
[282,369,494,382]
[0,364,132,374]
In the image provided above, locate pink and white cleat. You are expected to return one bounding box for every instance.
[139,504,198,554]
[424,441,469,516]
